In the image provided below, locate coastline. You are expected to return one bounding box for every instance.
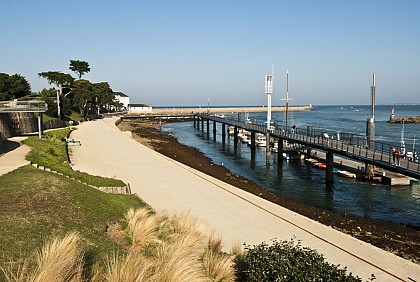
[118,118,419,264]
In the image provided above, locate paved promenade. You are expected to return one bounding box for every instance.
[0,137,30,176]
[70,117,420,281]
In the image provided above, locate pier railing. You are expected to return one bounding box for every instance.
[0,100,48,113]
[282,127,419,172]
[197,114,420,178]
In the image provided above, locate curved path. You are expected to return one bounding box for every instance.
[0,137,30,176]
[70,117,419,281]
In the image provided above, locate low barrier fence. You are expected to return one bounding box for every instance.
[30,163,131,195]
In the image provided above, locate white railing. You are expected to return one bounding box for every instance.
[0,100,48,113]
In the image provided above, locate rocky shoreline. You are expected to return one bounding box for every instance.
[118,118,420,264]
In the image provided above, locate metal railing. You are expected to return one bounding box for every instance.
[197,114,420,178]
[0,100,48,113]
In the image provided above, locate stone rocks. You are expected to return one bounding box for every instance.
[388,116,420,123]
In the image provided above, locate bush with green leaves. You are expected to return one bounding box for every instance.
[236,238,374,282]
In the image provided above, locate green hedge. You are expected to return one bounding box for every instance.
[235,239,375,281]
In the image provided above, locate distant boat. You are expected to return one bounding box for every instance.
[336,170,356,178]
[255,134,267,147]
[305,158,318,164]
[399,122,418,161]
[312,162,326,169]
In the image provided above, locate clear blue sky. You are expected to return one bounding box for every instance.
[1,0,419,106]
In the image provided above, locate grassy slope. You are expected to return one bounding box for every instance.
[0,166,145,267]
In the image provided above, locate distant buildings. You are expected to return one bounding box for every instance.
[113,92,130,110]
[128,104,152,112]
[113,92,152,112]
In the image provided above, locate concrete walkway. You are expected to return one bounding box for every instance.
[70,117,420,281]
[0,137,30,176]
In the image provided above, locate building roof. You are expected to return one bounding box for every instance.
[128,103,152,107]
[113,91,129,97]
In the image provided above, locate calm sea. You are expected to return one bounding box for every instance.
[162,105,420,227]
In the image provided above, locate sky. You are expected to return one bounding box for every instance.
[1,0,419,106]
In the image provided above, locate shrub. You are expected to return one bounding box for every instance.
[236,238,369,282]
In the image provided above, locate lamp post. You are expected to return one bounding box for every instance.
[265,73,273,130]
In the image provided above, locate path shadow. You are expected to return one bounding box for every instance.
[0,140,21,155]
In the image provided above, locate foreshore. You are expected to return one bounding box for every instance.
[117,118,420,265]
[130,105,313,115]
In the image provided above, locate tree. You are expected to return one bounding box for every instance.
[0,73,10,100]
[8,74,31,99]
[92,82,113,114]
[71,79,94,116]
[39,88,58,117]
[38,71,74,118]
[0,73,31,101]
[69,60,91,80]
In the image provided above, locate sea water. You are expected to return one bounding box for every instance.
[162,105,420,227]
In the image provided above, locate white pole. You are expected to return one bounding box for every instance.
[267,93,271,129]
[56,88,61,119]
[265,72,273,130]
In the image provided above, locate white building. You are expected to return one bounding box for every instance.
[113,92,130,110]
[128,103,152,112]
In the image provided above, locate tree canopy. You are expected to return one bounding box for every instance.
[38,71,74,118]
[37,61,123,119]
[0,73,31,101]
[69,60,91,80]
[38,71,74,88]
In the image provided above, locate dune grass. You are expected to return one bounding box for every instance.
[2,232,84,282]
[122,208,236,282]
[23,128,124,187]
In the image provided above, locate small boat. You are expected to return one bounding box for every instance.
[336,170,356,178]
[305,158,318,164]
[228,126,235,136]
[239,130,251,143]
[312,162,326,169]
[247,133,267,147]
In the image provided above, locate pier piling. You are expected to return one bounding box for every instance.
[326,151,334,183]
[213,121,216,141]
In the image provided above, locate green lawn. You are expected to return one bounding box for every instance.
[0,166,145,273]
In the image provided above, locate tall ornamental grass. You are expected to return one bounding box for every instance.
[2,208,236,281]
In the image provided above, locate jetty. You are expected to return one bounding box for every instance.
[128,105,313,116]
[387,106,420,123]
[388,115,420,124]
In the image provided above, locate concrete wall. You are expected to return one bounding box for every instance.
[9,112,38,134]
[0,112,38,138]
[0,113,12,139]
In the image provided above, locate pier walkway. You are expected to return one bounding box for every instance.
[196,114,420,181]
[69,117,420,281]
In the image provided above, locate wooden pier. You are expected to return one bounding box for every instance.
[194,113,420,184]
